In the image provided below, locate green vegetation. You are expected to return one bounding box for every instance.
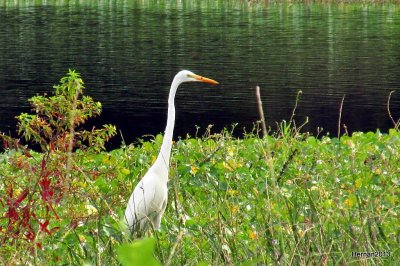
[1,71,398,265]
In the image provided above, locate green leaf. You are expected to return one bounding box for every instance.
[117,238,160,266]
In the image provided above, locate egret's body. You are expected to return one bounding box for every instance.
[124,70,218,233]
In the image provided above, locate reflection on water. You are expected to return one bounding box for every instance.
[0,1,399,145]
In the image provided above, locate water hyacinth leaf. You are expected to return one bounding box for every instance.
[218,181,228,191]
[354,178,363,188]
[118,167,131,179]
[344,194,357,208]
[117,238,160,266]
[94,176,109,192]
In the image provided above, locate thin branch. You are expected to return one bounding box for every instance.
[255,86,267,137]
[387,91,400,130]
[66,82,81,176]
[338,95,345,138]
[165,230,185,266]
[289,90,302,127]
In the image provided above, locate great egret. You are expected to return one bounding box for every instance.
[124,70,219,234]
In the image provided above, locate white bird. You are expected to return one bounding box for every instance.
[124,70,219,234]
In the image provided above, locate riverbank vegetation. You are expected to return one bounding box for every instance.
[0,71,398,265]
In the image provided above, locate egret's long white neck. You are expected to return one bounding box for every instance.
[154,77,180,177]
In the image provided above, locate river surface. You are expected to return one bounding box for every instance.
[0,1,399,146]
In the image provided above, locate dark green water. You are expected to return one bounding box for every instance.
[0,1,399,144]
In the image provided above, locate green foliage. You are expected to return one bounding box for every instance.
[117,238,161,266]
[1,125,399,264]
[154,127,399,265]
[0,70,118,265]
[16,69,115,152]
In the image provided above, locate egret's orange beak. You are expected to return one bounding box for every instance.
[193,74,219,85]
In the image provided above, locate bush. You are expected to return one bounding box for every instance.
[0,70,117,264]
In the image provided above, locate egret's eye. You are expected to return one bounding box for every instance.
[187,74,192,78]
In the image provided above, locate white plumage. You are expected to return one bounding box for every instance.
[124,70,218,233]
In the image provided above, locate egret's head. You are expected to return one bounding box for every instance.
[175,70,219,85]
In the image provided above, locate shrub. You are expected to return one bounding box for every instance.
[0,70,116,263]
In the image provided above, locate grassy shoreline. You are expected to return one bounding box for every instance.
[1,128,399,265]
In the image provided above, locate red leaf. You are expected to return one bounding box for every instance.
[5,190,28,221]
[7,224,13,232]
[39,220,51,234]
[40,177,53,202]
[6,207,18,221]
[41,158,46,172]
[22,206,30,226]
[15,190,28,205]
[25,230,35,241]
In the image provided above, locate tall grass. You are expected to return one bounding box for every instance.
[3,126,398,265]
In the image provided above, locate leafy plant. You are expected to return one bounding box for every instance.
[117,238,161,266]
[0,70,117,263]
[16,69,115,152]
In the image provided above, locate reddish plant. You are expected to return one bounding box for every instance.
[0,70,116,254]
